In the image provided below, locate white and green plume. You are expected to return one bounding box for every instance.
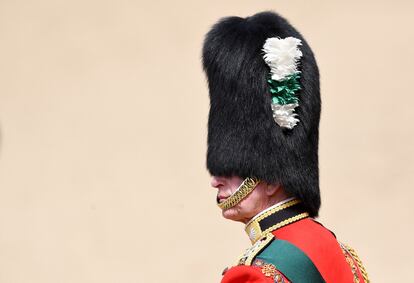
[263,37,303,129]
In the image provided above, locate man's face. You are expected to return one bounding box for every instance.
[211,175,275,223]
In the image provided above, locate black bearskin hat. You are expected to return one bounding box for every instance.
[202,11,321,217]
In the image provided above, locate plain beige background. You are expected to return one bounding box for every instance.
[0,0,413,282]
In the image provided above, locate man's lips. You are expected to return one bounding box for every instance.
[216,194,229,204]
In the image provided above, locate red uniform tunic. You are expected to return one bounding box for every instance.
[221,201,369,283]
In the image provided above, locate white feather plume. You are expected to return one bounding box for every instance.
[263,37,303,81]
[271,103,300,129]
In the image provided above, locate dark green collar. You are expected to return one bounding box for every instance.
[245,198,309,244]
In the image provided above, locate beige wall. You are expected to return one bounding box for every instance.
[0,0,413,282]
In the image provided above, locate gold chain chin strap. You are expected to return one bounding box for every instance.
[217,177,260,210]
[345,244,370,283]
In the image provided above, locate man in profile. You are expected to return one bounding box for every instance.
[202,11,369,283]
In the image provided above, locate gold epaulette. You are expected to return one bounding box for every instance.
[236,233,274,266]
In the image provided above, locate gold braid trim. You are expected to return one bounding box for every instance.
[344,244,370,283]
[250,199,301,223]
[245,199,308,244]
[217,177,260,210]
[236,233,274,266]
[261,212,309,237]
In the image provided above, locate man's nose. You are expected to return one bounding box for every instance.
[211,176,224,189]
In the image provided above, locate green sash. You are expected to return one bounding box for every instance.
[256,239,325,283]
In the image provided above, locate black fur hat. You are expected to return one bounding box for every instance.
[202,11,321,217]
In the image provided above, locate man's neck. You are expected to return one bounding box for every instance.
[245,197,296,226]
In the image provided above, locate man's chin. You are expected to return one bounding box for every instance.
[222,208,245,223]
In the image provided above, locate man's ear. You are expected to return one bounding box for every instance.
[265,183,281,196]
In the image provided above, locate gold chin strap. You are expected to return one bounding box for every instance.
[217,177,260,210]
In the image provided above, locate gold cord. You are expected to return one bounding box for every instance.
[344,244,370,283]
[217,177,260,210]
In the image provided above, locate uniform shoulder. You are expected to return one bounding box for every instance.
[274,218,340,255]
[222,234,291,283]
[229,232,324,283]
[274,218,369,283]
[255,236,325,283]
[237,233,275,266]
